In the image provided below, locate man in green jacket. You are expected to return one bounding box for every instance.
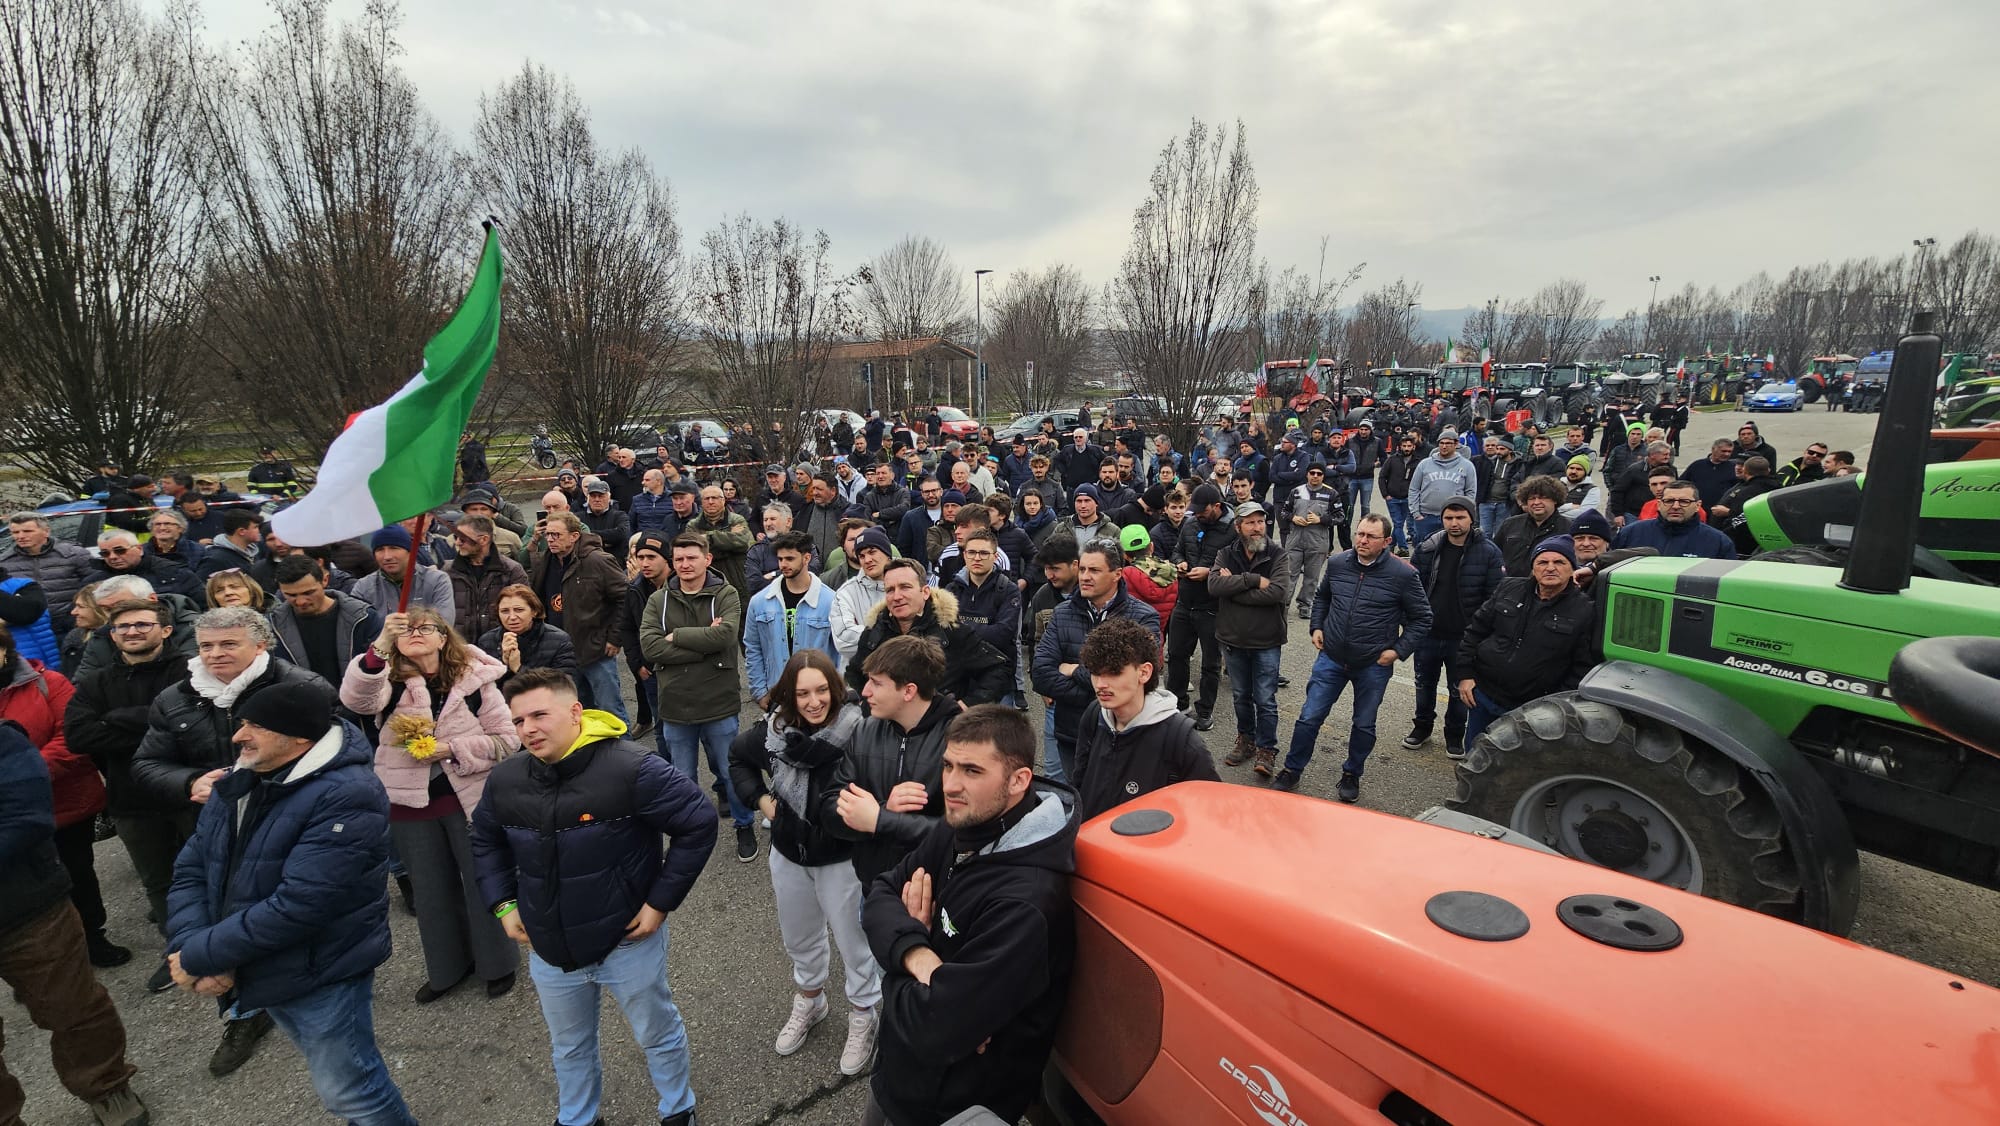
[687,485,753,604]
[640,534,755,861]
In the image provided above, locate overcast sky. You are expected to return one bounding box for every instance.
[185,0,1997,316]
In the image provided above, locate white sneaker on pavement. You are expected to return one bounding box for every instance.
[775,991,828,1056]
[840,1006,879,1076]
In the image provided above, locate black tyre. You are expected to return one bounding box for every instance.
[1799,379,1823,404]
[1565,391,1591,421]
[1638,385,1660,409]
[1450,693,1806,921]
[535,450,557,469]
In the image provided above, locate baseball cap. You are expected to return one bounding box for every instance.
[584,479,610,494]
[1232,501,1267,521]
[1190,483,1224,510]
[1119,525,1151,553]
[765,463,786,477]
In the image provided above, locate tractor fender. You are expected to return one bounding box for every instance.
[1575,660,1861,934]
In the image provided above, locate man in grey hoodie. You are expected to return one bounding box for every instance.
[831,528,895,668]
[1407,428,1479,545]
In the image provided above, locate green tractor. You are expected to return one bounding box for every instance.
[1451,316,2000,935]
[1939,352,1999,427]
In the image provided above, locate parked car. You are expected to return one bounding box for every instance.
[1744,381,1806,412]
[926,405,979,440]
[995,409,1084,443]
[673,419,731,455]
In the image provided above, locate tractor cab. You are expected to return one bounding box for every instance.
[1365,366,1437,404]
[1799,354,1859,405]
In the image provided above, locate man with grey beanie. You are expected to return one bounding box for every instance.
[1407,428,1478,545]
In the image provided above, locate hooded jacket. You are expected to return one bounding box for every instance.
[944,570,1023,675]
[639,568,743,725]
[0,538,94,632]
[477,620,578,686]
[745,574,837,701]
[527,535,629,659]
[1032,583,1161,747]
[862,781,1079,1126]
[350,562,455,620]
[1411,529,1503,641]
[844,588,1012,708]
[1209,538,1293,650]
[339,646,518,811]
[1409,451,1480,519]
[819,693,961,884]
[63,644,192,816]
[1072,689,1217,821]
[1168,513,1238,611]
[1455,577,1598,709]
[447,550,530,641]
[1120,558,1178,630]
[166,720,391,1010]
[131,656,328,810]
[469,713,716,972]
[730,706,865,869]
[268,590,382,684]
[686,509,755,599]
[1,658,98,828]
[1493,510,1575,576]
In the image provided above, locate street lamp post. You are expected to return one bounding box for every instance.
[974,268,993,420]
[1646,275,1661,351]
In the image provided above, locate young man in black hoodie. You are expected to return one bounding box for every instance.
[1073,618,1217,820]
[823,635,960,884]
[1165,483,1237,729]
[861,704,1078,1126]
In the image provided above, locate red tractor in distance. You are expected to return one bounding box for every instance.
[1798,353,1860,405]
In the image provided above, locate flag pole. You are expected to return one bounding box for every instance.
[396,514,429,614]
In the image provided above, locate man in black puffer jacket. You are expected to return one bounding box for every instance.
[1165,483,1237,728]
[1282,512,1430,803]
[1456,535,1597,754]
[862,705,1078,1126]
[472,668,715,1126]
[822,635,962,884]
[1032,542,1159,780]
[1407,499,1502,757]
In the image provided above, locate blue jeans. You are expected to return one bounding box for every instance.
[1409,514,1443,545]
[1412,636,1469,739]
[260,973,416,1126]
[528,928,694,1126]
[1284,652,1393,777]
[1478,501,1508,538]
[574,655,630,726]
[1223,645,1281,750]
[1461,687,1509,755]
[1040,705,1068,784]
[659,717,751,827]
[1385,497,1411,549]
[1348,479,1373,520]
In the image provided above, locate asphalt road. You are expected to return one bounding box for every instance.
[12,401,1997,1126]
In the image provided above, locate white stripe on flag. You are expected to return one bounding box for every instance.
[270,369,421,546]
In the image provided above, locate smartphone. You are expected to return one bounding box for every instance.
[535,510,547,521]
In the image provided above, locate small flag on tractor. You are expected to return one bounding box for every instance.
[1300,347,1320,398]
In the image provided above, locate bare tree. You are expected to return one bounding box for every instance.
[0,0,207,491]
[1593,309,1643,357]
[472,63,686,464]
[1252,237,1364,398]
[693,215,856,465]
[1104,118,1260,448]
[1523,279,1604,365]
[1922,232,2000,355]
[859,234,968,343]
[1344,280,1426,370]
[984,264,1094,413]
[190,0,470,457]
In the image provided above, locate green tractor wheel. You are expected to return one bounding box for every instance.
[1452,694,1808,922]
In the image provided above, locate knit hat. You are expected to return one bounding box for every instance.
[1627,422,1646,434]
[1532,534,1578,568]
[1190,483,1224,511]
[854,528,893,559]
[557,468,579,480]
[941,489,966,506]
[1438,427,1460,443]
[1072,483,1101,505]
[1440,495,1475,516]
[1569,509,1613,542]
[1567,454,1593,471]
[1285,418,1301,430]
[1279,432,1297,446]
[1119,524,1152,554]
[370,525,413,552]
[632,531,670,557]
[1142,484,1167,510]
[1358,419,1374,429]
[235,679,336,742]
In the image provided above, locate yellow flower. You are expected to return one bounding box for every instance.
[405,735,440,761]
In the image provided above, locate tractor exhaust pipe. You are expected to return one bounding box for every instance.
[1840,313,1941,594]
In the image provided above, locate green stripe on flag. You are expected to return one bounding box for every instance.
[369,225,505,521]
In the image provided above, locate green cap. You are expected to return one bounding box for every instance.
[1118,524,1151,554]
[1627,422,1646,434]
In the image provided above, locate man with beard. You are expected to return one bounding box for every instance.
[1557,455,1605,517]
[1210,504,1292,777]
[859,705,1078,1126]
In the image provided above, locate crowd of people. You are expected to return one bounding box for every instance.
[0,396,1852,1125]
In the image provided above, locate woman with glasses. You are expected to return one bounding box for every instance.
[203,569,264,611]
[340,605,520,1003]
[473,584,576,688]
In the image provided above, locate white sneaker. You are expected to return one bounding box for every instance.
[775,991,828,1056]
[839,1007,879,1076]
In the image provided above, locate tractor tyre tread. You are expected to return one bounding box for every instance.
[1448,692,1806,921]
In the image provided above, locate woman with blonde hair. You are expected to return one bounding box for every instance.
[340,605,520,1001]
[728,648,879,1074]
[204,569,264,611]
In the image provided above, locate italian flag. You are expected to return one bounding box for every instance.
[1675,356,1687,375]
[1300,346,1320,397]
[1443,337,1455,363]
[1479,341,1493,382]
[273,224,504,546]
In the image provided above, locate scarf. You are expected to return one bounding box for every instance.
[1019,507,1055,537]
[188,650,271,708]
[764,705,862,819]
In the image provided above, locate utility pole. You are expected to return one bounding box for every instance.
[1647,275,1661,351]
[974,268,992,420]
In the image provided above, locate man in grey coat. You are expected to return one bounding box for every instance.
[1284,464,1343,621]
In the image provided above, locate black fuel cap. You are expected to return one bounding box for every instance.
[1424,890,1530,941]
[1109,809,1173,836]
[1556,894,1683,951]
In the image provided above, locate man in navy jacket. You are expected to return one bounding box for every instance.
[473,667,716,1126]
[165,679,416,1126]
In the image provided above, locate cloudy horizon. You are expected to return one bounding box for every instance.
[175,0,1997,317]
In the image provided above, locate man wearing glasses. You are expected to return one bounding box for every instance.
[1777,444,1830,488]
[89,528,202,601]
[1610,480,1737,559]
[445,515,528,641]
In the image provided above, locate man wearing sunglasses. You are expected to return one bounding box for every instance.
[1610,480,1736,560]
[89,529,201,601]
[1777,443,1830,488]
